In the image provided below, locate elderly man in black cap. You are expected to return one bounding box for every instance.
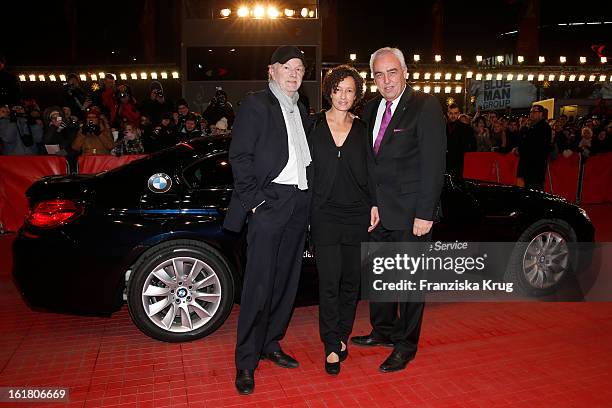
[223,45,311,395]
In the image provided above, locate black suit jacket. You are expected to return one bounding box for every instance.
[223,88,311,232]
[364,86,446,230]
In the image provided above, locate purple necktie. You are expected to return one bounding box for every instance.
[373,100,393,155]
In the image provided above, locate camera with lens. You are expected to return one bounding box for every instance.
[153,88,164,98]
[83,120,100,135]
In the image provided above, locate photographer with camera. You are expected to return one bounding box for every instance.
[202,89,235,133]
[142,111,178,153]
[111,122,144,156]
[116,84,140,126]
[62,73,90,120]
[71,107,114,155]
[43,106,79,155]
[0,104,43,155]
[139,81,173,126]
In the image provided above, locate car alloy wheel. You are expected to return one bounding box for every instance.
[522,231,569,289]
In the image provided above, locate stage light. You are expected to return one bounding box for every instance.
[578,74,585,81]
[284,9,294,17]
[516,73,524,80]
[413,85,421,91]
[370,85,377,93]
[475,73,483,80]
[413,54,420,62]
[253,6,264,18]
[59,74,66,82]
[120,73,128,80]
[466,71,473,79]
[29,74,36,81]
[308,9,315,17]
[90,74,97,81]
[130,73,137,80]
[569,74,576,81]
[560,56,567,63]
[444,86,451,93]
[161,72,168,79]
[601,56,608,63]
[413,72,420,79]
[424,72,431,80]
[267,7,279,18]
[19,74,26,81]
[517,55,524,63]
[600,75,607,81]
[434,55,442,62]
[527,74,534,81]
[476,55,482,62]
[434,86,441,93]
[300,7,308,17]
[98,72,105,79]
[486,73,492,80]
[589,75,596,81]
[359,71,367,78]
[140,72,147,80]
[548,74,555,81]
[506,73,513,80]
[455,86,462,93]
[49,75,57,81]
[559,74,566,81]
[538,56,545,63]
[579,56,586,64]
[445,72,452,80]
[237,6,249,17]
[434,72,441,80]
[220,8,231,17]
[423,86,431,93]
[455,73,462,80]
[150,72,158,79]
[496,73,503,80]
[455,55,462,62]
[38,74,45,82]
[497,55,504,63]
[172,71,179,79]
[349,53,356,61]
[537,74,545,81]
[79,74,86,81]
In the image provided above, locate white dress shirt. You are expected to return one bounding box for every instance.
[372,85,407,146]
[273,105,300,185]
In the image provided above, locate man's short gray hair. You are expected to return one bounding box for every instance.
[369,47,407,73]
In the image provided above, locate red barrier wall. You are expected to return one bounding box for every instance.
[582,153,612,204]
[77,155,147,174]
[0,156,68,232]
[544,154,580,203]
[463,152,503,182]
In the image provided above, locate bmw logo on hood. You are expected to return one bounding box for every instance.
[148,173,172,193]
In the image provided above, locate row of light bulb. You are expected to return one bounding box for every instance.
[18,71,180,82]
[220,6,316,19]
[351,54,608,64]
[357,71,610,82]
[366,85,463,94]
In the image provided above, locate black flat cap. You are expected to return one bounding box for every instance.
[270,45,305,65]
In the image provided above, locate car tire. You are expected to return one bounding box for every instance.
[127,239,235,342]
[505,219,577,297]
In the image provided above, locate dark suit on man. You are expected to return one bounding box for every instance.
[446,120,476,178]
[363,85,446,356]
[223,88,311,370]
[517,119,552,190]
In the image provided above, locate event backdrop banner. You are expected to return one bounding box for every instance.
[470,80,537,110]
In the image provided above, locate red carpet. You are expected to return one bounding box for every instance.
[0,205,611,407]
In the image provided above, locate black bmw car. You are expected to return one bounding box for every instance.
[13,136,595,342]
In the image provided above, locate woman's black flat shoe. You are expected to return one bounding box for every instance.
[325,359,340,375]
[339,347,348,362]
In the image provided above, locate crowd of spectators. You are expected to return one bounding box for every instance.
[0,68,236,159]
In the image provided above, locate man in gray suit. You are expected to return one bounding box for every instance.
[351,47,446,372]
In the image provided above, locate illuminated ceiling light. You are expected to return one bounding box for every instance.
[560,56,567,63]
[161,72,168,79]
[29,74,36,81]
[38,74,45,82]
[413,54,420,62]
[308,9,315,18]
[444,86,451,93]
[455,55,462,62]
[150,72,158,79]
[19,74,26,81]
[423,86,431,93]
[445,72,452,80]
[253,6,265,18]
[413,72,420,79]
[79,74,86,81]
[548,74,555,81]
[90,74,97,81]
[140,72,147,80]
[434,55,442,62]
[455,73,462,80]
[476,55,483,62]
[517,55,524,63]
[120,73,128,80]
[579,56,586,64]
[506,73,513,80]
[601,56,608,63]
[486,73,493,80]
[98,72,104,79]
[569,74,576,81]
[300,7,308,17]
[497,55,504,63]
[49,74,57,81]
[600,75,607,82]
[475,73,483,80]
[434,72,441,80]
[370,85,377,93]
[537,74,545,81]
[130,73,137,80]
[424,72,431,80]
[359,71,367,78]
[220,8,231,17]
[284,9,294,17]
[172,71,179,79]
[516,73,524,80]
[455,86,462,93]
[527,74,535,81]
[59,74,66,82]
[349,53,357,61]
[267,7,279,18]
[434,86,441,93]
[496,73,503,80]
[466,71,473,79]
[237,6,249,17]
[589,74,596,81]
[538,56,545,63]
[559,74,566,81]
[413,85,421,91]
[578,74,585,81]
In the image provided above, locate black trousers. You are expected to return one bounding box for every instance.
[368,225,429,356]
[315,242,361,355]
[235,183,309,370]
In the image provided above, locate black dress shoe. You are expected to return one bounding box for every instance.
[235,369,254,395]
[350,334,394,348]
[261,350,299,368]
[379,350,414,373]
[339,344,348,362]
[325,355,340,375]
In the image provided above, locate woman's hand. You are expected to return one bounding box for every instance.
[368,206,380,232]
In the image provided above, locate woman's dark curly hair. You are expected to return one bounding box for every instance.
[322,64,364,106]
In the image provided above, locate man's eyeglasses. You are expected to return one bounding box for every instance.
[530,109,543,113]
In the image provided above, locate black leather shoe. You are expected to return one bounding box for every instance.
[261,350,299,368]
[325,354,340,375]
[339,344,348,362]
[235,369,255,395]
[379,350,414,373]
[350,334,393,348]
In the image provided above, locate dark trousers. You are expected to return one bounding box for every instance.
[316,242,361,355]
[235,183,309,370]
[368,225,429,356]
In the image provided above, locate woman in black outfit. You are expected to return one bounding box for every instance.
[310,65,379,375]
